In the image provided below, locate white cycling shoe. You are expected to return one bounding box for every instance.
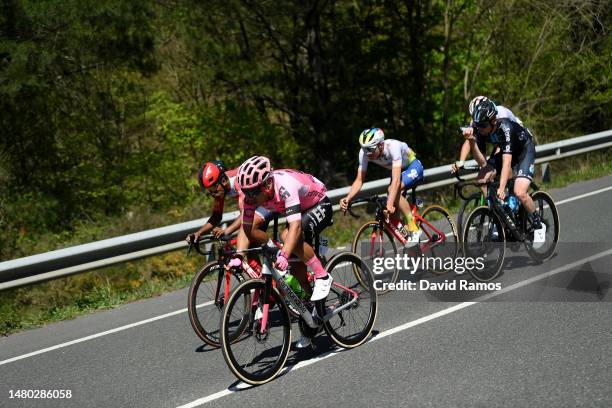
[404,229,422,248]
[310,275,333,301]
[532,223,547,249]
[294,335,312,349]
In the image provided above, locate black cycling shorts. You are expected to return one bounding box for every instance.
[488,140,535,181]
[301,196,333,245]
[513,140,536,180]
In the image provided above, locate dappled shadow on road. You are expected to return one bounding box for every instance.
[194,344,219,353]
[223,329,380,390]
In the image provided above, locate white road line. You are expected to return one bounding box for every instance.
[1,182,611,367]
[176,246,612,408]
[554,185,612,205]
[0,300,213,367]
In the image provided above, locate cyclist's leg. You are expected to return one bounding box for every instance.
[400,159,424,231]
[479,151,499,194]
[513,142,541,230]
[299,197,334,300]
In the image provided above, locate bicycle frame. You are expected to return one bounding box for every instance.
[366,197,449,250]
[256,251,359,333]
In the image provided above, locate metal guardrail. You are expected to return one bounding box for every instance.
[1,129,611,290]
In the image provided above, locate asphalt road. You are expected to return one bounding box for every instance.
[1,175,611,408]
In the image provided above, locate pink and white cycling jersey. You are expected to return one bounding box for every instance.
[241,169,327,224]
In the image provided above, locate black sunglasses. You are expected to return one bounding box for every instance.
[363,145,378,154]
[242,185,263,198]
[474,121,492,129]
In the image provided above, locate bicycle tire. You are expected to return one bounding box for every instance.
[220,279,291,385]
[319,252,378,348]
[457,192,483,240]
[351,220,398,294]
[187,262,247,348]
[418,205,459,275]
[462,206,506,282]
[524,191,560,262]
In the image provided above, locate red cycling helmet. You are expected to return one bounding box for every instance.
[198,160,227,190]
[237,156,272,190]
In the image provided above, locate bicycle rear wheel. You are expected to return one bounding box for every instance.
[319,252,377,348]
[523,191,559,261]
[187,262,247,347]
[463,206,506,282]
[418,205,458,275]
[351,221,398,294]
[220,279,291,385]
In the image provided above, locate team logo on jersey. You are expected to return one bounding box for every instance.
[408,169,418,179]
[529,164,535,175]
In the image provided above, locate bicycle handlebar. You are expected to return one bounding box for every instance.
[346,195,387,218]
[187,234,232,256]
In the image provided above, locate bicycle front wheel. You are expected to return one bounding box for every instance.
[351,221,398,294]
[463,206,506,282]
[457,192,483,239]
[319,252,378,348]
[418,205,459,275]
[220,279,291,385]
[187,262,246,348]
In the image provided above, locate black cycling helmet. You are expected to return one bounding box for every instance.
[472,100,498,124]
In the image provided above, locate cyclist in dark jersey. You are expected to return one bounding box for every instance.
[464,100,544,240]
[185,160,272,243]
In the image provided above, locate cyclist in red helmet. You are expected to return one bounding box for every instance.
[186,160,271,243]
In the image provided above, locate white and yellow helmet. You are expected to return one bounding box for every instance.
[358,128,385,149]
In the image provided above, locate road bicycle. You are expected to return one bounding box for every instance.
[187,234,265,348]
[459,168,560,281]
[219,244,378,385]
[347,184,458,293]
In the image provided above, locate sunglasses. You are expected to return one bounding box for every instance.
[242,185,263,198]
[363,145,378,154]
[207,184,223,196]
[474,121,492,129]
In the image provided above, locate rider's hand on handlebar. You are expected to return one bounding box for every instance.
[274,251,289,271]
[186,232,200,244]
[386,202,395,216]
[226,255,242,270]
[339,197,350,214]
[478,165,496,184]
[462,126,475,140]
[497,187,506,201]
[451,160,464,174]
[212,227,224,238]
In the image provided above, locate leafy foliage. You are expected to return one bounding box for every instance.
[0,0,610,260]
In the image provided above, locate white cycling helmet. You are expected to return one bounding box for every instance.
[468,96,489,116]
[359,128,385,149]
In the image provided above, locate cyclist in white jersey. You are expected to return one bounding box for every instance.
[340,128,423,245]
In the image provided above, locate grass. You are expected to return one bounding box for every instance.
[1,148,611,336]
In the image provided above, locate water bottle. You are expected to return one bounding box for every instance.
[284,274,306,299]
[506,195,519,214]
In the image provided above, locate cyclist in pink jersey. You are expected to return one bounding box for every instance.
[231,157,333,309]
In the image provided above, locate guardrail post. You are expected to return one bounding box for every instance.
[541,163,551,183]
[205,242,215,263]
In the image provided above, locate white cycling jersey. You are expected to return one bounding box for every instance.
[358,139,415,171]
